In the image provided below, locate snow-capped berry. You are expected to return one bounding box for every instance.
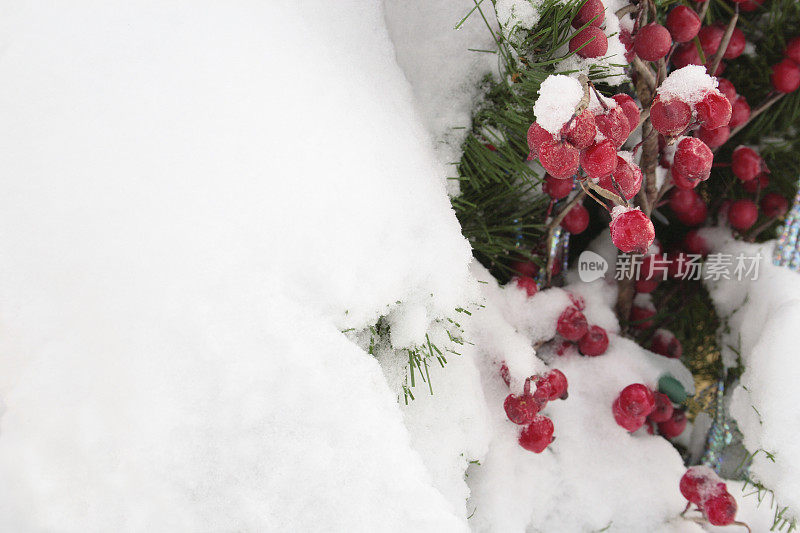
[648,392,674,423]
[698,24,725,57]
[609,207,655,254]
[504,391,541,425]
[534,369,569,401]
[651,328,683,358]
[578,325,609,356]
[518,415,555,453]
[557,306,589,341]
[680,466,721,504]
[695,91,732,130]
[514,275,539,297]
[650,96,692,137]
[697,125,730,148]
[786,36,800,64]
[619,383,656,417]
[580,139,618,178]
[539,139,581,178]
[717,78,737,102]
[630,305,656,329]
[761,193,789,218]
[729,96,751,128]
[728,199,759,231]
[742,172,769,194]
[595,106,630,148]
[527,122,554,155]
[569,293,586,311]
[634,23,672,61]
[732,146,763,181]
[723,27,746,59]
[671,137,713,189]
[672,43,703,68]
[684,229,709,256]
[771,59,800,93]
[569,26,608,58]
[600,156,643,199]
[571,0,605,28]
[543,174,574,199]
[612,94,640,131]
[657,408,687,438]
[561,203,590,234]
[666,6,701,43]
[704,491,738,526]
[612,397,646,432]
[561,109,597,149]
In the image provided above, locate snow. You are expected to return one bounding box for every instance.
[657,65,719,105]
[496,0,543,39]
[533,74,585,134]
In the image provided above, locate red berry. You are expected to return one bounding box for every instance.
[612,94,640,131]
[786,36,800,64]
[571,0,605,28]
[648,392,675,423]
[732,146,763,181]
[578,325,609,356]
[666,6,701,43]
[739,0,764,11]
[772,59,800,93]
[672,137,713,189]
[634,23,672,61]
[684,229,709,256]
[580,139,618,178]
[620,28,635,62]
[717,78,737,102]
[527,122,554,155]
[657,408,687,438]
[728,199,759,230]
[650,96,692,137]
[672,42,703,68]
[600,156,643,199]
[511,260,539,278]
[557,306,589,341]
[695,91,732,130]
[630,305,656,329]
[499,362,511,386]
[514,275,539,297]
[543,174,574,200]
[698,24,725,57]
[761,192,789,218]
[651,328,683,358]
[519,415,555,453]
[704,491,738,526]
[561,109,597,149]
[742,171,769,194]
[680,466,721,504]
[595,106,630,148]
[610,208,655,254]
[697,125,730,149]
[534,369,569,401]
[504,392,541,425]
[539,139,581,178]
[670,189,707,226]
[613,397,646,432]
[561,203,590,234]
[729,95,751,128]
[569,26,608,58]
[635,278,659,293]
[722,27,746,59]
[619,383,656,417]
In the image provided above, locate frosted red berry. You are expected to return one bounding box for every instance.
[698,24,725,57]
[680,466,721,504]
[610,208,655,254]
[657,408,687,438]
[761,192,789,218]
[772,59,800,93]
[569,26,608,58]
[538,139,580,179]
[695,91,732,130]
[672,42,703,68]
[514,275,539,297]
[630,305,656,329]
[717,78,737,102]
[534,369,569,402]
[666,6,701,43]
[519,415,555,453]
[595,106,630,148]
[651,328,683,358]
[527,122,554,156]
[600,156,642,199]
[650,96,692,137]
[561,109,597,149]
[684,229,709,256]
[732,146,763,182]
[697,125,730,149]
[704,491,738,526]
[729,96,751,128]
[543,174,574,199]
[672,137,713,189]
[612,94,640,131]
[613,397,646,432]
[619,383,655,417]
[571,0,605,28]
[742,171,769,194]
[557,306,589,341]
[561,203,590,234]
[786,36,800,64]
[504,392,541,425]
[578,325,609,356]
[648,392,674,423]
[634,23,672,61]
[580,139,618,178]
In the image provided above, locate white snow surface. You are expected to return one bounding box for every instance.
[533,74,585,134]
[657,65,719,105]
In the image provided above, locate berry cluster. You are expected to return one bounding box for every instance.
[501,370,568,453]
[680,466,747,529]
[556,299,609,356]
[612,383,687,439]
[568,0,608,59]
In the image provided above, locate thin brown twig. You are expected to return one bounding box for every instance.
[583,179,626,206]
[615,4,637,18]
[631,56,657,93]
[708,8,739,77]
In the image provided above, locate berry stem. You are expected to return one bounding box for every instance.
[707,7,739,77]
[745,215,779,242]
[733,520,753,533]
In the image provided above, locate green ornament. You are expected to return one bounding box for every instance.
[658,374,687,404]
